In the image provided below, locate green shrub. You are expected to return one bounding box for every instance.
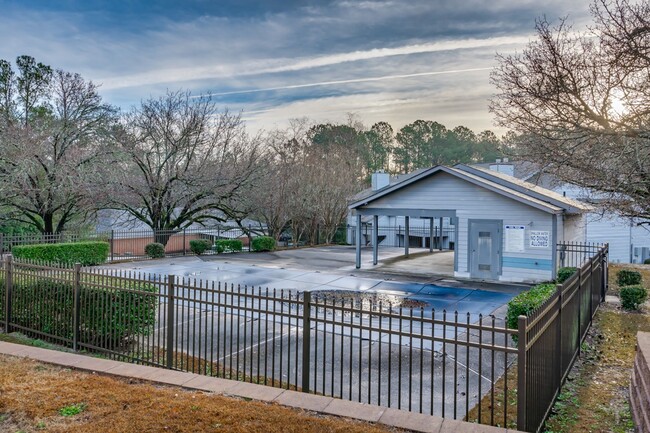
[644,258,650,265]
[144,242,165,259]
[556,267,577,284]
[189,239,212,255]
[506,283,557,339]
[0,272,158,349]
[12,241,109,266]
[215,239,243,253]
[251,236,276,252]
[620,286,647,310]
[617,269,642,286]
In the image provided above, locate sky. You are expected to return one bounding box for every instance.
[0,0,593,134]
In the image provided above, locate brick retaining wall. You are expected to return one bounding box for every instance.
[631,332,650,432]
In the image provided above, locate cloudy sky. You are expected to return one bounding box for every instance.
[0,0,592,134]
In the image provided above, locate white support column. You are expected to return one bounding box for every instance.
[355,214,362,269]
[439,217,444,251]
[405,216,410,257]
[429,218,434,252]
[372,215,379,265]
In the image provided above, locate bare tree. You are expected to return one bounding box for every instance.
[490,0,650,220]
[109,90,262,244]
[0,56,117,233]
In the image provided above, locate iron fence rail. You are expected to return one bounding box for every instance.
[518,243,608,432]
[0,257,517,427]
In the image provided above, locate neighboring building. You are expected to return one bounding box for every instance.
[476,160,650,264]
[349,165,589,284]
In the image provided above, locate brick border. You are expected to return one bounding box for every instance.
[0,342,519,433]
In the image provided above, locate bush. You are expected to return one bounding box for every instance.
[12,241,109,266]
[556,267,577,284]
[620,286,648,310]
[215,239,243,253]
[0,272,158,349]
[506,283,557,339]
[617,269,642,286]
[251,236,276,252]
[644,258,650,265]
[189,239,212,255]
[144,242,165,259]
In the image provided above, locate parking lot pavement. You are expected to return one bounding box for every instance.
[97,246,522,418]
[101,248,522,319]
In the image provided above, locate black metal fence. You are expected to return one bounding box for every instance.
[0,242,609,432]
[557,241,604,268]
[0,226,256,262]
[517,243,608,432]
[0,257,517,427]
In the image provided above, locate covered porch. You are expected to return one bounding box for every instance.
[351,208,458,273]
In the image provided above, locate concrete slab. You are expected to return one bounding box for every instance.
[323,398,386,422]
[141,369,200,386]
[70,356,124,373]
[378,408,444,433]
[440,418,511,432]
[183,375,239,393]
[0,342,31,356]
[226,381,286,401]
[106,363,166,380]
[274,390,334,412]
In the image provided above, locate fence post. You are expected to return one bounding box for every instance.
[166,274,175,369]
[517,315,527,432]
[3,256,12,333]
[110,230,114,262]
[73,263,81,351]
[556,285,563,389]
[301,291,311,393]
[577,268,582,357]
[248,224,252,252]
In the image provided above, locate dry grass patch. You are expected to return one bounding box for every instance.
[0,355,403,433]
[544,303,650,433]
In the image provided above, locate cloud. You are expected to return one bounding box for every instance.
[195,67,494,98]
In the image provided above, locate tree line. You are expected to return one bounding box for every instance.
[0,55,505,242]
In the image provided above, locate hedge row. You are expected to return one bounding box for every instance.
[12,241,109,266]
[216,239,242,253]
[251,236,276,252]
[616,269,646,311]
[0,273,158,349]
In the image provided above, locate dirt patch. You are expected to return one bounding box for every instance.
[543,303,650,433]
[0,355,403,433]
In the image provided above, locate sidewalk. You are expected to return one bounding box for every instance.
[0,341,519,433]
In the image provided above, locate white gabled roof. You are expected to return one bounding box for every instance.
[349,165,587,215]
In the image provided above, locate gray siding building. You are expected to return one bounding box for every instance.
[349,165,590,283]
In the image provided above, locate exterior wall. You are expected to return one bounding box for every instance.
[361,172,555,283]
[540,181,650,263]
[112,233,202,256]
[563,213,587,243]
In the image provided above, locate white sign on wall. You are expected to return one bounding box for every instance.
[504,225,525,253]
[530,230,550,248]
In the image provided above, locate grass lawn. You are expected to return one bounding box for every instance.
[0,355,403,433]
[543,302,650,433]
